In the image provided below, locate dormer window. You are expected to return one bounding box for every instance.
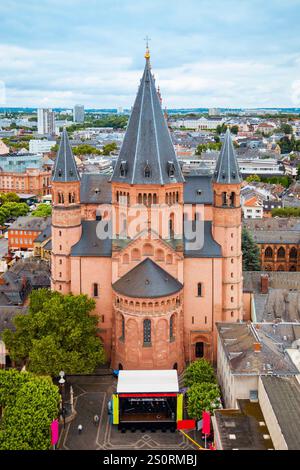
[144,163,151,178]
[167,161,175,177]
[119,161,128,177]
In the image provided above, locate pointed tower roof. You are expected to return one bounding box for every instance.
[52,128,80,182]
[111,49,184,185]
[213,128,242,184]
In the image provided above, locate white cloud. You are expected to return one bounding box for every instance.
[0,43,300,108]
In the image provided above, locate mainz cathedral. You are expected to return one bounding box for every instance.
[51,46,244,372]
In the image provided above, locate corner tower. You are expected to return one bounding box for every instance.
[51,129,82,294]
[212,129,243,322]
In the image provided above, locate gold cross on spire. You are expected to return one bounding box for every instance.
[144,35,151,60]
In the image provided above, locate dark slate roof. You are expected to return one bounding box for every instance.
[80,173,112,204]
[43,239,52,250]
[10,216,51,232]
[184,221,222,258]
[184,174,213,204]
[112,258,183,298]
[213,128,242,184]
[34,224,51,243]
[52,129,80,182]
[111,56,184,185]
[217,322,298,376]
[71,221,112,257]
[0,306,28,338]
[261,376,300,450]
[214,400,274,450]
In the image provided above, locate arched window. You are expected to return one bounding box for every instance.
[230,192,236,207]
[265,247,273,258]
[143,319,151,345]
[155,249,165,262]
[290,247,297,260]
[170,315,175,341]
[58,192,64,204]
[222,192,227,206]
[277,247,286,259]
[197,283,202,297]
[120,315,125,341]
[138,193,142,204]
[131,248,141,261]
[143,243,154,256]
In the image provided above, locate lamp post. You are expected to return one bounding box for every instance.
[59,371,66,429]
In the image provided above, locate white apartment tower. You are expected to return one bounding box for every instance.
[73,105,85,123]
[37,108,56,135]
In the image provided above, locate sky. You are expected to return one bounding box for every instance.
[1,0,300,108]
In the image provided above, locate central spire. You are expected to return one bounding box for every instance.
[111,48,184,185]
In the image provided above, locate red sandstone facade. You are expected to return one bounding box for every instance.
[51,53,244,372]
[0,168,51,196]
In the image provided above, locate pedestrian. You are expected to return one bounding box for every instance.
[93,414,100,426]
[78,424,83,434]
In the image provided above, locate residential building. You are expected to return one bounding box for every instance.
[243,271,300,322]
[258,376,300,450]
[242,195,263,219]
[216,322,298,409]
[0,139,9,155]
[213,400,274,450]
[29,139,55,154]
[73,104,85,123]
[8,217,51,251]
[244,218,300,271]
[51,49,244,370]
[37,108,56,135]
[0,168,51,196]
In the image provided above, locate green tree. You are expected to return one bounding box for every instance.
[297,165,300,181]
[102,142,117,156]
[2,289,105,376]
[242,227,261,271]
[73,144,101,156]
[187,383,221,418]
[216,123,228,135]
[271,207,300,217]
[0,370,60,450]
[230,125,239,135]
[280,123,293,135]
[195,142,222,156]
[246,175,261,183]
[0,192,20,204]
[31,204,52,217]
[184,359,216,387]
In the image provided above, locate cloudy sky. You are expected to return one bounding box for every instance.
[1,0,300,108]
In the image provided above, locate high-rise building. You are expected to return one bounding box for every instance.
[37,108,56,135]
[209,108,221,116]
[73,105,85,123]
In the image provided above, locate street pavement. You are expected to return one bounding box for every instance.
[58,374,198,451]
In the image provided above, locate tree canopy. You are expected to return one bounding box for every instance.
[2,289,105,376]
[242,227,261,271]
[0,369,60,450]
[246,175,261,183]
[31,204,52,217]
[184,359,216,387]
[187,383,221,418]
[0,201,29,225]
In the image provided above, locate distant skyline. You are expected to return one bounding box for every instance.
[1,0,300,108]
